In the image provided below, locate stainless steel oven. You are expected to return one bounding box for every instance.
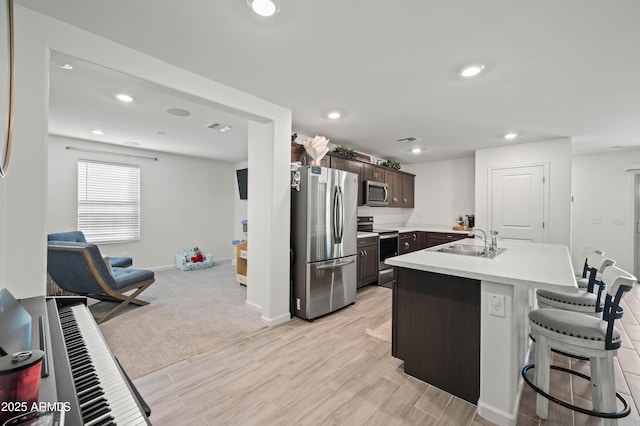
[357,216,399,288]
[377,231,398,288]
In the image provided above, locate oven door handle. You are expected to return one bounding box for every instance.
[379,233,399,240]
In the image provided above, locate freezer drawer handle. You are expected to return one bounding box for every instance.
[316,258,355,270]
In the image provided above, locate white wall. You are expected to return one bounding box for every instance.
[475,138,572,246]
[5,6,292,325]
[404,157,475,227]
[571,148,640,274]
[355,157,475,228]
[47,136,235,269]
[1,7,50,299]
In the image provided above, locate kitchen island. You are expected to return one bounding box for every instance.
[385,238,576,426]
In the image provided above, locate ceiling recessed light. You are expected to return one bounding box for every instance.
[327,111,341,120]
[157,131,167,135]
[114,93,135,103]
[247,0,280,17]
[167,108,191,117]
[504,132,518,140]
[412,148,422,154]
[219,126,232,132]
[458,64,485,78]
[91,129,104,135]
[123,141,140,147]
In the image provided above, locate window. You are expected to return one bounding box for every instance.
[78,159,140,243]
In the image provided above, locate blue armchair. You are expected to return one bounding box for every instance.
[47,241,155,323]
[48,231,133,268]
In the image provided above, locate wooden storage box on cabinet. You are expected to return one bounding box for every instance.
[236,241,248,285]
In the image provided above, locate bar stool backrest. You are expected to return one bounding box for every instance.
[580,248,605,279]
[601,266,637,349]
[584,252,613,292]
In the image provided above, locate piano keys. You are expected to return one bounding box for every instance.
[15,296,151,426]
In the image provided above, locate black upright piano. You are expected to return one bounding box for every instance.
[4,294,151,425]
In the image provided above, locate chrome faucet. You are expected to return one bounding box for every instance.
[470,229,488,257]
[489,230,499,254]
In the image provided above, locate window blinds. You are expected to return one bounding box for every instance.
[78,159,140,243]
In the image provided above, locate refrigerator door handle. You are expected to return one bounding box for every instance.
[315,258,356,270]
[333,186,344,244]
[383,186,388,203]
[338,186,344,242]
[332,186,340,243]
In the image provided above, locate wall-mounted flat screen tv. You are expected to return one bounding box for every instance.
[236,168,248,200]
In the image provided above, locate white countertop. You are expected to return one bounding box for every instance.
[385,238,577,292]
[357,225,471,237]
[396,226,471,234]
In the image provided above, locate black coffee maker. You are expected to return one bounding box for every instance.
[466,214,475,228]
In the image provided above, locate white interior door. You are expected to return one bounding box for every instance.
[490,165,545,242]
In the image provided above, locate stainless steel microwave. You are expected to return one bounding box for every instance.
[364,180,388,206]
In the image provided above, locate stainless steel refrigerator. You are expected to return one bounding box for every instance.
[291,166,358,320]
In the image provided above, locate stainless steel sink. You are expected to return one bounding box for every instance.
[436,243,506,258]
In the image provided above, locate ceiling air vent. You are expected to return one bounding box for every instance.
[206,122,220,129]
[397,136,421,143]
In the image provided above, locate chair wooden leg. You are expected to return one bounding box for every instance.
[94,280,154,323]
[535,334,551,419]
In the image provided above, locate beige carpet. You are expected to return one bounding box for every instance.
[91,260,266,379]
[366,319,392,342]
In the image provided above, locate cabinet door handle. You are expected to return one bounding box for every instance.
[404,242,409,248]
[364,250,367,256]
[412,233,416,241]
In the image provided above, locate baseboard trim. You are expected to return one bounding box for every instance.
[477,363,525,426]
[477,400,518,426]
[261,311,291,327]
[245,300,263,313]
[149,257,232,272]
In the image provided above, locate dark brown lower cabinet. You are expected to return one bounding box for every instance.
[425,232,470,248]
[357,236,378,288]
[392,267,480,403]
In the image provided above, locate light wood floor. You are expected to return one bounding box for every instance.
[133,284,640,425]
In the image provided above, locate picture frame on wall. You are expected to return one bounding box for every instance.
[0,0,14,177]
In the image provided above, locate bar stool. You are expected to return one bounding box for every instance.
[537,252,614,317]
[576,249,605,289]
[522,265,637,424]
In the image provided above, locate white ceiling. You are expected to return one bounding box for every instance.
[18,0,640,164]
